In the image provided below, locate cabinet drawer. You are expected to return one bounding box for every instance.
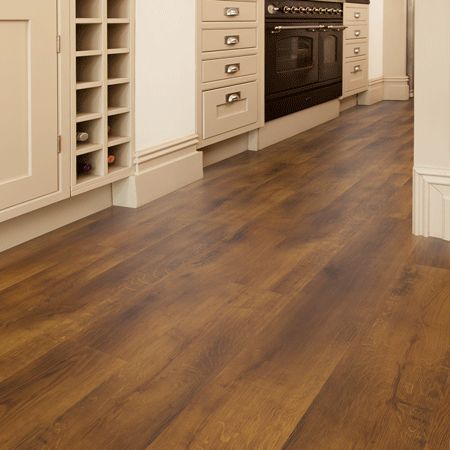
[202,55,257,83]
[344,41,368,59]
[343,58,368,93]
[203,81,258,139]
[202,28,257,52]
[345,24,368,40]
[202,0,257,22]
[344,5,369,23]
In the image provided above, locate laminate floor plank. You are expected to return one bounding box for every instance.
[0,100,448,450]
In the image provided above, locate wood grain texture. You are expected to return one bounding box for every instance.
[0,100,449,449]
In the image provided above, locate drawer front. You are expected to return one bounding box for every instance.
[345,24,369,41]
[203,81,258,139]
[344,59,368,93]
[202,55,257,83]
[344,41,368,59]
[202,0,257,22]
[344,5,369,23]
[202,28,257,52]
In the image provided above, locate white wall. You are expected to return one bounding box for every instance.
[414,0,450,169]
[134,0,196,151]
[368,0,384,79]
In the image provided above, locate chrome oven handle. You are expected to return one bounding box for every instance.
[271,25,326,34]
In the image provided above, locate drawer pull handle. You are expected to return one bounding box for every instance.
[225,7,240,17]
[352,65,362,74]
[226,92,241,103]
[225,63,241,74]
[225,35,240,46]
[354,12,361,19]
[354,30,361,37]
[354,47,360,54]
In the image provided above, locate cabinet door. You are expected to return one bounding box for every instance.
[0,0,58,211]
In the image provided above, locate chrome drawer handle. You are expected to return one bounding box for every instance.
[225,63,240,74]
[354,12,361,19]
[352,65,362,74]
[226,92,241,103]
[225,7,240,16]
[225,35,240,45]
[354,30,361,37]
[354,47,360,54]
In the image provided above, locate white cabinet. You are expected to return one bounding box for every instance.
[0,0,59,212]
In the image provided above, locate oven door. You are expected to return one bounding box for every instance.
[319,29,343,82]
[265,23,319,95]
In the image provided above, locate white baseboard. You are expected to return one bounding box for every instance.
[248,100,340,151]
[113,135,203,208]
[202,133,249,167]
[383,76,410,101]
[413,167,450,241]
[358,76,384,105]
[0,186,112,252]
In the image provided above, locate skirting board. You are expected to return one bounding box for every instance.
[0,186,112,253]
[383,76,410,101]
[113,135,203,208]
[202,134,249,167]
[358,77,384,105]
[248,99,340,151]
[413,167,450,241]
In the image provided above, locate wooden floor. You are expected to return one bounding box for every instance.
[1,100,449,450]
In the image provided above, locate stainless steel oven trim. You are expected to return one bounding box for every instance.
[271,24,347,34]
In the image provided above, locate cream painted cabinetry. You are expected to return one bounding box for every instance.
[197,0,264,148]
[342,3,369,98]
[0,0,70,221]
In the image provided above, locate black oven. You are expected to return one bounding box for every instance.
[265,1,345,121]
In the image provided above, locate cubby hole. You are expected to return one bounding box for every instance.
[76,118,103,153]
[108,113,130,143]
[108,143,130,172]
[76,149,104,183]
[108,53,130,80]
[108,84,129,112]
[108,0,130,19]
[107,24,130,49]
[76,55,102,85]
[76,0,102,19]
[76,24,102,52]
[76,87,103,119]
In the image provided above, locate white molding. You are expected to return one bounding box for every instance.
[383,76,410,101]
[248,100,340,151]
[413,166,450,241]
[358,76,384,105]
[113,135,203,208]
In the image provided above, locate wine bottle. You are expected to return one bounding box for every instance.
[76,131,89,142]
[77,158,92,174]
[108,153,116,165]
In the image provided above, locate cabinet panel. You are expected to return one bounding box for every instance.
[202,55,257,83]
[343,58,368,94]
[202,0,257,22]
[0,0,58,211]
[203,81,258,139]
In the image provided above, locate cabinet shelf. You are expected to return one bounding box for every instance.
[108,135,130,147]
[76,142,103,156]
[71,0,133,194]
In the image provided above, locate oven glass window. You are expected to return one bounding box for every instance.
[276,37,314,72]
[323,35,338,64]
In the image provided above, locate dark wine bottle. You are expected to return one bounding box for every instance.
[77,158,92,174]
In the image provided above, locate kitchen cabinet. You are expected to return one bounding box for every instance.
[342,3,369,98]
[0,0,60,212]
[197,0,264,148]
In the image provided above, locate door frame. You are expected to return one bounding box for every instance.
[0,0,71,223]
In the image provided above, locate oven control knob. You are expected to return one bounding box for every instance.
[326,8,333,13]
[299,7,307,13]
[292,6,300,13]
[267,4,280,14]
[313,7,320,13]
[333,9,340,14]
[283,6,292,13]
[319,8,327,14]
[306,7,313,13]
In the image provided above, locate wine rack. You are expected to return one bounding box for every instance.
[71,0,134,195]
